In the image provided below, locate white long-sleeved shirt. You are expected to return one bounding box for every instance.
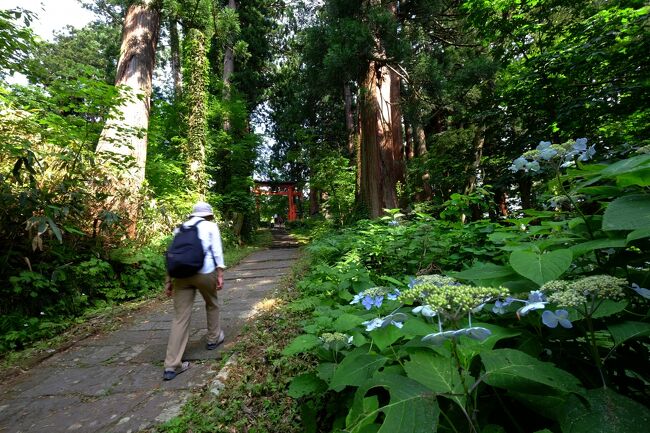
[174,216,226,274]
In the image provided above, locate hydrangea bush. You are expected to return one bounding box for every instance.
[281,142,650,432]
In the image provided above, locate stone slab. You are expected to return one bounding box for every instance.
[238,248,299,263]
[15,365,124,398]
[0,232,300,433]
[43,344,127,368]
[102,390,191,433]
[233,261,294,272]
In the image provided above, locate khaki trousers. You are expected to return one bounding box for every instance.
[164,271,221,370]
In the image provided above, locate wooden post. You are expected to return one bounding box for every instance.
[288,185,297,221]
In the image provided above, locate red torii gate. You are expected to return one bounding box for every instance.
[253,181,301,222]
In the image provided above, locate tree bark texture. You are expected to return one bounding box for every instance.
[184,28,209,196]
[169,16,182,99]
[464,126,485,195]
[358,61,405,217]
[415,122,427,156]
[356,0,405,217]
[344,82,356,157]
[222,0,237,98]
[309,187,320,215]
[96,0,160,188]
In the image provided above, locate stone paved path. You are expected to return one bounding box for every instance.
[0,229,300,433]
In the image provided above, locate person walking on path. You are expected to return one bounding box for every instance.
[163,201,226,381]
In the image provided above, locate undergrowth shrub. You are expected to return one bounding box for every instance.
[281,144,650,433]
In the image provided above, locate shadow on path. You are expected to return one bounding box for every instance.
[0,230,300,433]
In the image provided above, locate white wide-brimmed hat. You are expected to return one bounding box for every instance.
[190,201,214,217]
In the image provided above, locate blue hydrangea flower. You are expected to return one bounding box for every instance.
[528,290,547,303]
[492,297,515,314]
[472,303,486,313]
[540,147,558,161]
[536,141,552,150]
[422,330,457,345]
[362,313,407,332]
[462,327,492,341]
[517,301,547,316]
[526,161,541,172]
[362,318,384,331]
[422,326,492,345]
[412,305,437,317]
[361,295,383,310]
[574,138,588,151]
[386,289,400,301]
[542,309,573,329]
[631,283,650,299]
[388,220,399,227]
[578,145,596,162]
[509,157,528,172]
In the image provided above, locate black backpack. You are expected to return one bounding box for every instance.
[166,221,205,278]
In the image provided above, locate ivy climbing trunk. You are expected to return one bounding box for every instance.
[96,0,160,188]
[184,28,209,196]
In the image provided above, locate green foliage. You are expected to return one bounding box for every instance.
[0,8,35,75]
[310,154,356,225]
[278,150,649,432]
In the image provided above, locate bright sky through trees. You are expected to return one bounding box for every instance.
[0,0,95,41]
[1,0,96,84]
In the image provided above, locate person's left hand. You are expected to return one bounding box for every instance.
[165,280,173,297]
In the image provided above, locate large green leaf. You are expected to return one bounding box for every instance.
[509,249,573,286]
[333,313,366,332]
[282,334,321,356]
[452,262,515,281]
[369,323,402,351]
[346,373,439,433]
[600,154,650,177]
[591,300,628,319]
[570,238,626,257]
[616,168,650,187]
[287,373,327,398]
[457,323,521,362]
[559,388,650,433]
[481,349,583,394]
[607,321,650,346]
[330,353,388,392]
[602,195,650,231]
[509,391,569,420]
[627,228,650,243]
[404,350,466,409]
[400,317,439,337]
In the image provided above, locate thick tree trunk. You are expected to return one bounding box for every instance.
[222,0,237,97]
[358,60,404,217]
[415,122,427,156]
[96,1,160,188]
[184,28,209,195]
[344,82,356,157]
[465,127,486,222]
[169,16,182,99]
[464,126,485,195]
[309,187,320,216]
[405,123,414,160]
[519,177,533,209]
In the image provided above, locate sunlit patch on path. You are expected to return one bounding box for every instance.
[0,229,300,433]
